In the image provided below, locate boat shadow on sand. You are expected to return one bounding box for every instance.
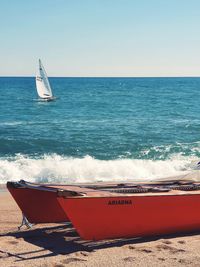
[0,223,199,262]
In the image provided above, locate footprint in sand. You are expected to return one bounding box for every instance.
[75,251,90,257]
[54,264,65,267]
[140,248,153,253]
[158,257,165,261]
[178,259,192,264]
[177,240,186,244]
[7,240,19,245]
[123,257,135,262]
[124,245,152,253]
[134,247,153,253]
[128,245,135,250]
[156,244,185,254]
[62,258,87,264]
[124,245,135,250]
[162,240,172,245]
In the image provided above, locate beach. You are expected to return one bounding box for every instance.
[1,0,200,265]
[1,187,200,267]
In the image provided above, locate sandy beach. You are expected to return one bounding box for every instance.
[1,187,200,266]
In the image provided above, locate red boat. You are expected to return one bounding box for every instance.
[57,180,200,240]
[7,180,71,225]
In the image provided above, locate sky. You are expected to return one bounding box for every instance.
[0,0,200,77]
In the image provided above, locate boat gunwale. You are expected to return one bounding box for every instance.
[7,180,200,198]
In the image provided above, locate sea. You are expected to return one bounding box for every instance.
[1,77,200,184]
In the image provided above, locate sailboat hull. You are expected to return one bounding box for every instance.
[38,97,56,102]
[58,193,200,240]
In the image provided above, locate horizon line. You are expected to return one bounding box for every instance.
[0,75,200,78]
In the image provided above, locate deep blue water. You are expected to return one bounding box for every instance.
[1,77,200,183]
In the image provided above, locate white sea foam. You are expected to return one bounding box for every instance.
[0,153,199,184]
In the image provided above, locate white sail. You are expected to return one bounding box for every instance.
[36,59,53,99]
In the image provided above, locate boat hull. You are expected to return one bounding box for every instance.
[58,194,200,240]
[7,183,69,223]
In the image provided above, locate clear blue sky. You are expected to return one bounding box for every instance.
[1,0,200,77]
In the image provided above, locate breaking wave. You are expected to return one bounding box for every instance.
[0,153,199,184]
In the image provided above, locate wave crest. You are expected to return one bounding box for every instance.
[0,153,198,184]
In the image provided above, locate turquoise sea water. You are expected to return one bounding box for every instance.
[0,77,200,183]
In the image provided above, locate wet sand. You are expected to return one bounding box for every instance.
[1,188,200,266]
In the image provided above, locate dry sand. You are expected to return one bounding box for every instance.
[1,187,200,266]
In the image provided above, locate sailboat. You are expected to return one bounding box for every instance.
[35,59,55,101]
